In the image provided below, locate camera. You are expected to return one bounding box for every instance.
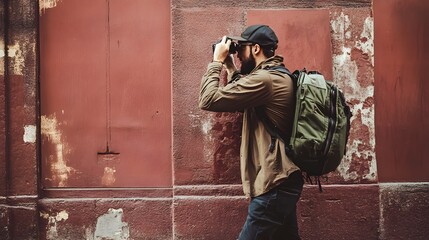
[212,38,238,54]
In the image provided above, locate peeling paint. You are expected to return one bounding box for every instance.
[7,43,25,76]
[355,17,374,66]
[39,0,62,15]
[23,125,37,143]
[338,100,377,181]
[188,111,213,138]
[101,167,116,186]
[331,12,352,43]
[0,42,27,76]
[189,111,215,162]
[201,116,212,136]
[41,114,75,187]
[40,210,69,240]
[331,11,376,182]
[333,46,359,87]
[0,40,6,60]
[91,208,129,240]
[202,114,215,163]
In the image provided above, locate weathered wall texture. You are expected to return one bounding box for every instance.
[0,0,427,239]
[379,183,429,240]
[0,0,39,239]
[38,198,173,240]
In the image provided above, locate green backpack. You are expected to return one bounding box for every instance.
[258,67,352,187]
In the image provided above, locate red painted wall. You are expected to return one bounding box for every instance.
[374,0,429,182]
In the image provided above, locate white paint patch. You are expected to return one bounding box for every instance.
[101,167,116,186]
[39,0,62,15]
[333,46,359,87]
[40,210,69,240]
[7,43,25,76]
[331,12,352,43]
[355,17,374,66]
[8,45,18,57]
[41,114,75,187]
[189,111,214,154]
[188,110,213,137]
[23,125,37,143]
[202,114,215,163]
[331,12,358,88]
[189,112,215,166]
[93,208,129,240]
[202,117,212,135]
[0,42,27,76]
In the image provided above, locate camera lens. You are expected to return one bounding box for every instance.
[229,42,238,54]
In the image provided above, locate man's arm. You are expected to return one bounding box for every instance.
[198,61,224,111]
[198,65,273,112]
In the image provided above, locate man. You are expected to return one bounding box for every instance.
[198,25,304,239]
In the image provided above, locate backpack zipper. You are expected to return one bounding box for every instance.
[323,86,337,157]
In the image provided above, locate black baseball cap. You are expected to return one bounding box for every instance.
[229,24,278,47]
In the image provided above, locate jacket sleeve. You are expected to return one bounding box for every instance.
[198,62,274,112]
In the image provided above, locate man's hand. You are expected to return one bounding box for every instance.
[213,36,237,74]
[213,36,231,63]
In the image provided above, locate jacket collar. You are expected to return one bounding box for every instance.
[251,55,285,74]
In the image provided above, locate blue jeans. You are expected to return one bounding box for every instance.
[238,171,304,240]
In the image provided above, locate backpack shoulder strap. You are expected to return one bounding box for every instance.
[255,65,295,146]
[255,107,288,154]
[268,65,301,86]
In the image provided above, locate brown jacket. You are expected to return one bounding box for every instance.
[199,55,299,197]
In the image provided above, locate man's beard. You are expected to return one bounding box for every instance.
[240,53,256,75]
